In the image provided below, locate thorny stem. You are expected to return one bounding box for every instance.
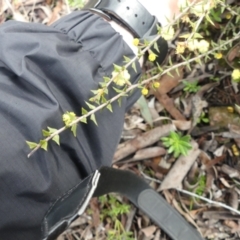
[219,2,239,17]
[28,0,238,157]
[139,33,240,84]
[186,1,210,42]
[104,0,199,89]
[141,172,240,215]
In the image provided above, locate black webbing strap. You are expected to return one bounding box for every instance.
[83,0,155,38]
[83,0,168,64]
[94,167,204,240]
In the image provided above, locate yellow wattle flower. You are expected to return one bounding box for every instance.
[141,88,149,95]
[148,53,156,62]
[153,82,160,88]
[214,52,222,59]
[133,38,140,46]
[232,69,240,82]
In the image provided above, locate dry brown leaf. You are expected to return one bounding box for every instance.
[197,82,219,98]
[213,146,225,158]
[221,165,240,179]
[89,198,100,228]
[200,133,216,152]
[191,126,219,137]
[199,150,211,166]
[125,208,136,232]
[117,147,167,164]
[226,42,240,68]
[188,95,208,133]
[141,225,157,237]
[159,141,200,191]
[224,220,240,233]
[113,124,175,162]
[154,67,184,95]
[229,124,240,135]
[229,189,239,212]
[124,114,144,130]
[132,147,166,160]
[0,0,8,15]
[153,230,161,240]
[172,120,191,130]
[205,168,215,191]
[156,94,186,120]
[56,235,65,240]
[203,211,240,220]
[47,0,63,25]
[219,177,232,188]
[205,155,225,169]
[21,0,45,6]
[121,129,142,141]
[189,207,208,219]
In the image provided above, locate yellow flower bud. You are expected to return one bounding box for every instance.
[232,69,240,82]
[214,52,222,59]
[225,13,232,19]
[133,38,140,46]
[148,53,156,62]
[153,82,160,88]
[141,88,149,95]
[227,106,234,113]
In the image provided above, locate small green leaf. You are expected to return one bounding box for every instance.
[52,135,60,145]
[81,107,88,115]
[156,62,163,73]
[113,64,122,72]
[153,41,160,53]
[90,113,98,125]
[91,89,99,94]
[202,118,209,123]
[85,101,96,110]
[132,61,137,73]
[40,140,48,151]
[26,141,38,149]
[47,127,58,134]
[42,129,50,137]
[107,103,113,112]
[80,117,87,124]
[112,87,123,93]
[123,55,131,63]
[71,123,77,137]
[118,98,122,107]
[166,71,174,78]
[205,14,215,26]
[103,76,111,83]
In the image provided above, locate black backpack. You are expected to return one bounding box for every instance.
[0,9,203,240]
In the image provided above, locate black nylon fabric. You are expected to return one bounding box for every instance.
[0,10,141,240]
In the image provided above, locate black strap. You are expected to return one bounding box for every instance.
[83,0,155,38]
[83,0,168,64]
[94,167,204,240]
